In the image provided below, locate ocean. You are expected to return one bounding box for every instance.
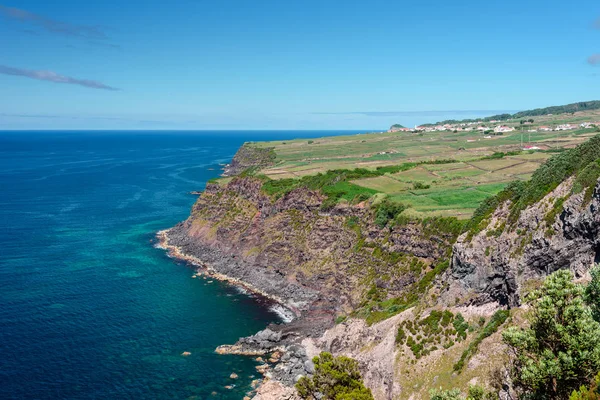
[0,131,365,399]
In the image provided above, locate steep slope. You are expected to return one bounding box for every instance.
[450,137,600,307]
[162,134,600,399]
[166,176,459,329]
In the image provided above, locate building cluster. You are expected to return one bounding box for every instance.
[390,121,599,134]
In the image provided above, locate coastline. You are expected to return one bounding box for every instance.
[156,228,298,323]
[156,226,317,396]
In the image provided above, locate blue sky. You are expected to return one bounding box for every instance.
[1,0,599,130]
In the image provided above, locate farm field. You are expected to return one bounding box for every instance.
[241,110,600,218]
[350,153,549,217]
[252,127,596,179]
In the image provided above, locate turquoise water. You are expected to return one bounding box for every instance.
[0,131,363,399]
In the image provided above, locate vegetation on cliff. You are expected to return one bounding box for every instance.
[570,373,600,399]
[502,268,600,399]
[467,134,600,235]
[429,385,497,400]
[222,144,276,177]
[296,352,374,400]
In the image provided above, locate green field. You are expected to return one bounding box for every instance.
[240,110,600,218]
[344,153,547,217]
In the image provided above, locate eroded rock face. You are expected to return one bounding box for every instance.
[222,145,276,177]
[168,177,456,325]
[166,176,459,396]
[451,178,600,306]
[303,316,402,400]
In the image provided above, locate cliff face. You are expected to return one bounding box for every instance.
[164,138,600,399]
[222,145,276,177]
[451,177,600,307]
[164,176,463,397]
[168,176,455,322]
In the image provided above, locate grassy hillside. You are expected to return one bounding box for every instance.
[420,100,600,126]
[227,105,600,219]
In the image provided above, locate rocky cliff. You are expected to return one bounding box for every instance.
[168,175,458,315]
[164,136,600,399]
[163,174,461,397]
[222,144,276,177]
[450,177,600,308]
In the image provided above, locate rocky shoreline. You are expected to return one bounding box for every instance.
[157,228,300,317]
[156,226,320,390]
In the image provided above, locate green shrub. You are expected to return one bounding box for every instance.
[374,199,408,228]
[296,352,374,400]
[429,388,464,400]
[413,181,431,190]
[441,310,454,327]
[396,326,406,344]
[570,373,600,400]
[502,270,600,399]
[453,313,469,340]
[453,310,509,372]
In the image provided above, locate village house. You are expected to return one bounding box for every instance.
[493,125,515,133]
[555,124,578,131]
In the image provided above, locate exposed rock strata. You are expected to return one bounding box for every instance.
[163,175,457,397]
[451,177,600,306]
[223,144,276,177]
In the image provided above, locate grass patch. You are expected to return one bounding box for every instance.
[453,309,510,372]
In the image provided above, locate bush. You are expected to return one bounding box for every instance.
[570,373,600,400]
[373,199,407,228]
[467,384,498,400]
[586,265,600,322]
[502,270,600,399]
[296,352,374,400]
[429,388,464,400]
[413,181,431,190]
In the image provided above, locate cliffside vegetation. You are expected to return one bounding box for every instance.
[429,385,497,400]
[502,268,600,399]
[467,134,600,235]
[296,352,374,400]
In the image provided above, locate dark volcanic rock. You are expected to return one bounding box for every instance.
[450,177,600,306]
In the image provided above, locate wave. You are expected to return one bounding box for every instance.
[270,304,295,323]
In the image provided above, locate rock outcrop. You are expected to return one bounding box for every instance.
[223,144,276,176]
[166,176,456,328]
[450,177,600,306]
[163,175,460,398]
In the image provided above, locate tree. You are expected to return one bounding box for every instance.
[502,270,600,399]
[296,352,374,400]
[585,265,600,322]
